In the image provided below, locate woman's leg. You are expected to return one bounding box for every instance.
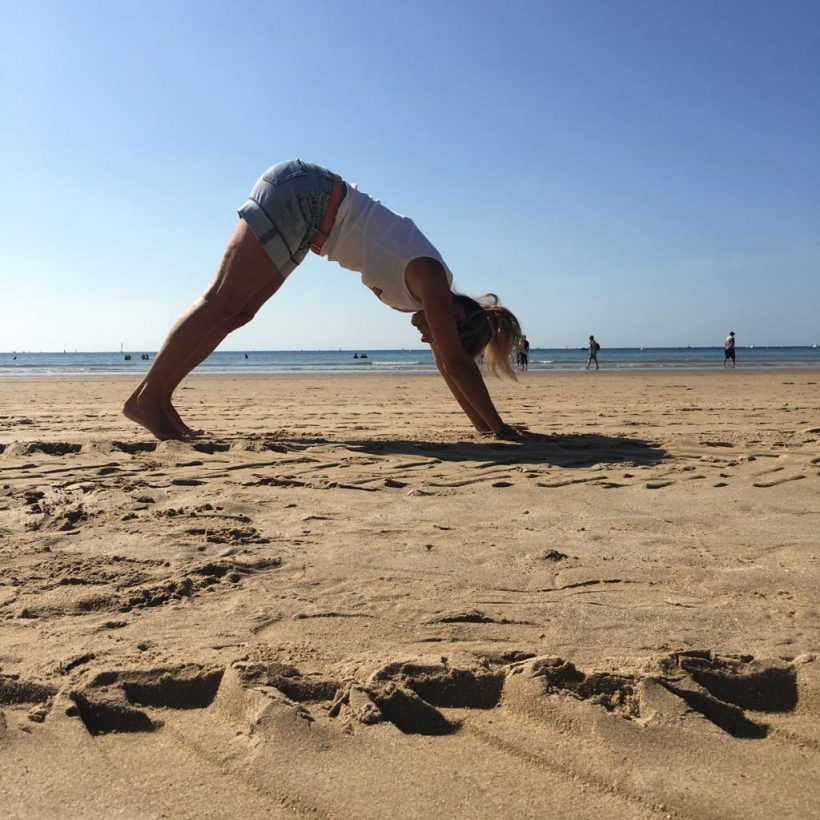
[123,220,286,439]
[159,271,285,435]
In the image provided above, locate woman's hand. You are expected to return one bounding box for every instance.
[481,422,530,441]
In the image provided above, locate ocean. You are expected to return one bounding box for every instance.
[1,347,818,377]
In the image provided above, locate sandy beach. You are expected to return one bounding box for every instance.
[1,369,818,818]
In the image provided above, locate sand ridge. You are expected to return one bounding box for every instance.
[1,371,819,818]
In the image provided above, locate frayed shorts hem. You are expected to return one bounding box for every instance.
[237,198,302,278]
[236,159,336,279]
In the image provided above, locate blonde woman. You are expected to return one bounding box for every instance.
[124,160,525,441]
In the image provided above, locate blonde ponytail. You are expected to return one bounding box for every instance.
[453,293,524,379]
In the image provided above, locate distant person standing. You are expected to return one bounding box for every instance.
[724,331,736,368]
[518,335,530,371]
[586,335,600,370]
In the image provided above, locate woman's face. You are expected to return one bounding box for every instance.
[411,311,432,344]
[411,306,468,346]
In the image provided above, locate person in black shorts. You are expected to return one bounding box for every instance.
[586,335,600,370]
[724,331,736,367]
[518,335,530,371]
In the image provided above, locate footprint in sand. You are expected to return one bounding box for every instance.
[752,474,806,488]
[505,649,800,740]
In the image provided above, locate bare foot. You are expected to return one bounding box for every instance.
[163,399,204,438]
[123,391,185,441]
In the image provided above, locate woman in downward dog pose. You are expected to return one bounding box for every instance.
[124,160,525,441]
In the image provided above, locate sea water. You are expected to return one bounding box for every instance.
[1,347,818,376]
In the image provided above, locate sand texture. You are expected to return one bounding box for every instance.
[1,370,819,818]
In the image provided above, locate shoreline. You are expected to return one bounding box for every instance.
[1,364,820,382]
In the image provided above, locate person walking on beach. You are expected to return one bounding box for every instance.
[586,335,600,369]
[724,331,736,368]
[124,160,525,442]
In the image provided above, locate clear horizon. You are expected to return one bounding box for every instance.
[2,1,819,351]
[3,343,818,355]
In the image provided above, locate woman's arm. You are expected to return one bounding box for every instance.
[406,257,506,433]
[431,346,492,432]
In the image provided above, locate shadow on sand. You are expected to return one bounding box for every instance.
[335,432,668,469]
[138,431,667,471]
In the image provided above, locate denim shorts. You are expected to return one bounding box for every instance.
[238,159,336,277]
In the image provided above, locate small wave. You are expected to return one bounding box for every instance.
[370,361,435,368]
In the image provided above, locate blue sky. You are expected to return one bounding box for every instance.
[1,0,818,351]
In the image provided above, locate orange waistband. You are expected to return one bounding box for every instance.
[310,174,345,254]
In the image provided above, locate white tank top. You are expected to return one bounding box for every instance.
[319,183,454,312]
